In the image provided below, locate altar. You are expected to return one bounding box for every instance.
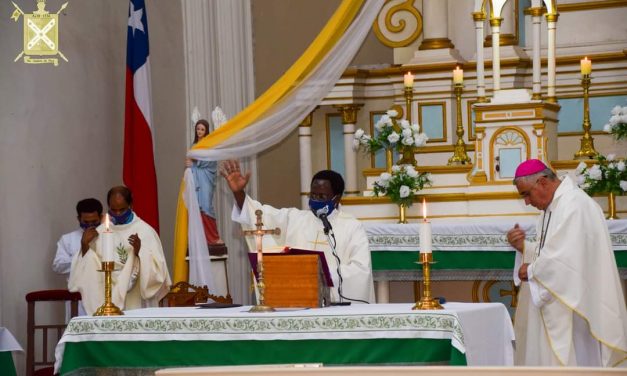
[364,219,627,303]
[54,303,514,375]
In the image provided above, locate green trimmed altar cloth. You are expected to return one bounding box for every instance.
[54,303,513,375]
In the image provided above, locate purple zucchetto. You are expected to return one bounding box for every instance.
[514,159,549,179]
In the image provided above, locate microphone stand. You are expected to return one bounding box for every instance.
[324,225,351,306]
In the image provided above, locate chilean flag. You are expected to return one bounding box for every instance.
[123,0,159,233]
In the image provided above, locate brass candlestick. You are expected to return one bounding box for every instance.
[448,83,471,165]
[397,87,417,166]
[93,261,124,316]
[413,253,443,310]
[249,255,275,312]
[243,210,280,313]
[574,74,598,159]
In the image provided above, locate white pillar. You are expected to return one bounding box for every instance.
[299,112,314,209]
[473,11,487,101]
[546,12,559,103]
[490,17,502,92]
[530,4,543,100]
[418,0,454,50]
[334,104,362,196]
[182,0,256,304]
[376,281,390,304]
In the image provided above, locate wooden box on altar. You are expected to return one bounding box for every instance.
[263,254,331,308]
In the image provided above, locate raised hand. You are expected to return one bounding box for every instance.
[507,223,526,253]
[219,160,250,209]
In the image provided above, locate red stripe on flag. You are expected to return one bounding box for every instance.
[123,68,160,233]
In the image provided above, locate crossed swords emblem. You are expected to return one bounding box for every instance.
[11,1,68,64]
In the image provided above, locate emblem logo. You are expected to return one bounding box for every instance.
[10,0,68,66]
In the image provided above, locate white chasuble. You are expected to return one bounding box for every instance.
[232,196,375,304]
[68,214,171,315]
[514,176,627,367]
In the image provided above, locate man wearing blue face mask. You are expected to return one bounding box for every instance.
[52,198,102,318]
[221,160,375,304]
[69,186,171,315]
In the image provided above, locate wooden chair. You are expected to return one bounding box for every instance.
[26,289,81,376]
[159,281,233,307]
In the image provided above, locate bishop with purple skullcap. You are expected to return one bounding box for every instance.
[514,159,548,179]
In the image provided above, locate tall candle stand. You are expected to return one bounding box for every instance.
[413,253,443,310]
[93,261,123,316]
[574,74,598,159]
[448,83,471,165]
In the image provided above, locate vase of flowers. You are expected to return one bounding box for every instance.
[575,154,627,219]
[373,164,432,223]
[353,109,428,170]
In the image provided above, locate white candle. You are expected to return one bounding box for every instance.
[403,71,414,88]
[453,66,464,84]
[420,198,432,254]
[580,57,591,76]
[101,214,114,262]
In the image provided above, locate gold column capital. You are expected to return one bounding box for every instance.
[472,11,486,22]
[529,7,545,17]
[333,104,363,124]
[545,13,559,23]
[299,110,315,127]
[418,38,455,51]
[490,17,503,27]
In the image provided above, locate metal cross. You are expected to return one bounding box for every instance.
[242,210,281,253]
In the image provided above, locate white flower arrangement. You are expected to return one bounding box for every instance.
[373,164,432,207]
[575,154,627,195]
[604,105,627,141]
[353,109,428,153]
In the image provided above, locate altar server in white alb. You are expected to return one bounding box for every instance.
[220,160,375,304]
[507,159,627,367]
[69,186,171,315]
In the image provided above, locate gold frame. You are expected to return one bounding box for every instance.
[488,126,531,181]
[324,112,342,170]
[466,99,478,141]
[417,101,447,143]
[368,110,388,169]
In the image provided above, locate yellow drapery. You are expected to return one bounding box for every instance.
[173,0,365,283]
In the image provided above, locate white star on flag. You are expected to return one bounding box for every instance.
[128,2,144,36]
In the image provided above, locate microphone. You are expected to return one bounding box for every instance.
[315,206,333,234]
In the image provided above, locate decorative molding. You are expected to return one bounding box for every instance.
[373,0,423,48]
[363,164,472,176]
[525,0,627,14]
[341,191,522,205]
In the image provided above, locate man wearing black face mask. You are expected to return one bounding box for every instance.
[52,198,102,318]
[69,186,171,315]
[220,160,375,304]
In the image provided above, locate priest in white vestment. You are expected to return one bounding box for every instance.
[68,186,171,315]
[507,159,627,367]
[221,160,375,304]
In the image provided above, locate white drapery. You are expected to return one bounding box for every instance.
[186,0,385,162]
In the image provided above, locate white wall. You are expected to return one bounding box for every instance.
[0,1,185,373]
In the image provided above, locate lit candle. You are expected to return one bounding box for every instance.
[580,57,591,76]
[453,66,464,85]
[404,71,414,88]
[419,198,432,254]
[101,214,114,262]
